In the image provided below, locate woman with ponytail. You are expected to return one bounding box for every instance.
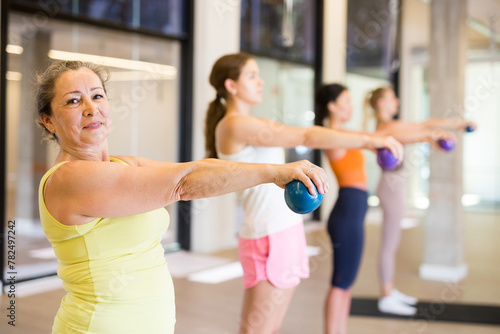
[365,86,476,316]
[204,53,403,334]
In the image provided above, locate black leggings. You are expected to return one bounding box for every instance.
[327,187,368,289]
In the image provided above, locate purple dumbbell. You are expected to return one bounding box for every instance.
[437,138,456,152]
[377,148,398,171]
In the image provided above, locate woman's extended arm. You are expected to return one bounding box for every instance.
[217,115,403,160]
[376,122,456,145]
[423,118,476,131]
[44,158,327,225]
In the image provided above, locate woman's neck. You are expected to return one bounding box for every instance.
[56,143,110,163]
[376,109,393,124]
[225,98,252,116]
[328,116,344,130]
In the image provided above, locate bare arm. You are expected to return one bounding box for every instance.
[423,118,475,131]
[376,127,434,144]
[44,158,328,225]
[218,115,403,161]
[377,118,476,140]
[376,122,456,145]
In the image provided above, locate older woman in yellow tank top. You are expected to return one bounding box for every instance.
[36,60,331,334]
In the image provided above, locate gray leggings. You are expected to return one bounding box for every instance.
[376,168,406,285]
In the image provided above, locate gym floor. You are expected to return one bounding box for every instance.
[1,208,499,333]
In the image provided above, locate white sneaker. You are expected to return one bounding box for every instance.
[378,296,417,316]
[391,289,418,305]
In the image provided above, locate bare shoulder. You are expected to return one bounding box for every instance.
[218,114,257,131]
[47,160,127,190]
[218,114,277,137]
[44,160,128,225]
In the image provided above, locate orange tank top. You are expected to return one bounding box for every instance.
[329,149,367,188]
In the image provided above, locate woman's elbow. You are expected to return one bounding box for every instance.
[174,177,194,202]
[175,177,212,202]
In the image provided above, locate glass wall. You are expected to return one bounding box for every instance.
[346,0,400,80]
[241,0,317,64]
[358,57,500,212]
[12,0,187,37]
[4,12,182,281]
[252,56,316,156]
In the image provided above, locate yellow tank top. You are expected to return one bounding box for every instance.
[38,157,175,333]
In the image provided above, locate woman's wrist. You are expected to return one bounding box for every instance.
[263,163,278,185]
[428,129,439,142]
[363,134,375,149]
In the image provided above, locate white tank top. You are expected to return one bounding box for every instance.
[218,146,303,239]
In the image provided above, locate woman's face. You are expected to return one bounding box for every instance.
[330,90,352,123]
[44,68,111,149]
[233,58,264,105]
[377,88,399,120]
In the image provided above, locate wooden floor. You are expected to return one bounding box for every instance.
[1,209,500,333]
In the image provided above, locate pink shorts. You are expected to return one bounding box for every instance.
[238,222,309,290]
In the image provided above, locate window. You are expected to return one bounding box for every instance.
[240,0,318,65]
[11,0,187,37]
[252,57,316,163]
[4,12,182,281]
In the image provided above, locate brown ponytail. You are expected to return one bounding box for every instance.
[204,52,254,158]
[204,96,227,158]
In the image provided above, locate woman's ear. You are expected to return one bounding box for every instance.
[327,101,337,114]
[40,114,54,133]
[224,78,237,96]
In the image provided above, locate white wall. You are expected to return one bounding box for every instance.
[190,0,242,253]
[319,0,348,221]
[322,0,347,83]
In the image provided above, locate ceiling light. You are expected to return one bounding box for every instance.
[48,50,177,78]
[6,71,22,81]
[6,44,23,54]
